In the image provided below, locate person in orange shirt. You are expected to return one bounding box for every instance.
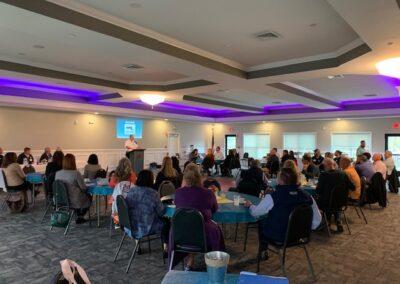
[340,156,361,200]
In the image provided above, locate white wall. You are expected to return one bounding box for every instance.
[213,118,400,155]
[2,106,400,167]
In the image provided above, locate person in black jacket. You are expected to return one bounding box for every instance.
[301,154,319,180]
[237,159,268,196]
[39,147,52,163]
[266,148,280,176]
[44,150,64,198]
[316,158,355,233]
[0,147,3,167]
[17,147,34,165]
[280,150,290,165]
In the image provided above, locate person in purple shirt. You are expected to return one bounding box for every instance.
[173,163,225,271]
[355,153,376,182]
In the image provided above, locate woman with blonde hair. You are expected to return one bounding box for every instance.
[153,156,180,190]
[283,159,298,173]
[171,163,225,270]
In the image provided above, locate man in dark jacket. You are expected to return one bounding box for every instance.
[266,148,280,176]
[316,158,355,233]
[17,147,34,165]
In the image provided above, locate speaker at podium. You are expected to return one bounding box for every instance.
[126,149,145,173]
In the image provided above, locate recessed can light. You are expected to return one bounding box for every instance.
[33,44,45,49]
[129,2,142,8]
[94,112,99,115]
[17,52,25,56]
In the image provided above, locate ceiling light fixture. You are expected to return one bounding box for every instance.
[376,57,400,79]
[129,2,142,8]
[33,44,45,49]
[140,94,165,107]
[94,112,99,115]
[327,75,344,79]
[17,52,25,56]
[122,63,144,71]
[336,118,341,121]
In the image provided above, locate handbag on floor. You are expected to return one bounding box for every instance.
[50,211,70,227]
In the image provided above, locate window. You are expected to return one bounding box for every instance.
[243,134,270,159]
[331,132,372,158]
[283,133,316,155]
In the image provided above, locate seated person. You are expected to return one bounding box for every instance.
[154,156,181,190]
[312,149,324,167]
[340,156,361,201]
[39,147,52,163]
[171,156,182,175]
[203,178,221,193]
[17,147,34,165]
[55,154,91,224]
[372,153,387,180]
[280,150,290,165]
[83,154,102,180]
[236,159,268,196]
[355,153,376,182]
[0,147,3,166]
[188,149,199,163]
[125,170,168,254]
[202,148,215,176]
[245,167,321,252]
[214,146,224,161]
[288,151,298,165]
[221,149,240,176]
[174,163,225,270]
[265,148,280,176]
[44,150,64,198]
[316,158,355,233]
[111,158,135,214]
[1,152,29,211]
[301,154,320,180]
[384,150,395,176]
[333,150,342,166]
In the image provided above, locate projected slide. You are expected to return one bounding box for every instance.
[116,118,143,138]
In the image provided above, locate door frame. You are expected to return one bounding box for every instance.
[225,134,237,157]
[385,133,400,151]
[167,132,180,156]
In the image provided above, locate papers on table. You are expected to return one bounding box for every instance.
[238,271,289,284]
[216,196,234,204]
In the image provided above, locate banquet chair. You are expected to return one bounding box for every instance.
[168,208,207,271]
[41,173,55,223]
[113,195,163,273]
[1,170,26,212]
[321,186,350,236]
[51,180,91,235]
[347,177,368,224]
[158,180,176,198]
[257,204,315,280]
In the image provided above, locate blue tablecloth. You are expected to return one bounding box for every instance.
[164,191,261,224]
[87,184,113,195]
[161,271,289,284]
[268,179,316,196]
[161,271,238,284]
[26,173,44,184]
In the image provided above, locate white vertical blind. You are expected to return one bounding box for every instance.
[331,132,372,158]
[283,133,316,155]
[243,134,270,159]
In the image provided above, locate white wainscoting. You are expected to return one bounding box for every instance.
[7,148,170,170]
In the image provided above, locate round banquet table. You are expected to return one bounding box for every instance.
[164,191,261,224]
[268,179,316,196]
[87,182,114,227]
[25,173,44,206]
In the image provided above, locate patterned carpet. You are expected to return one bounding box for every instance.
[1,188,399,284]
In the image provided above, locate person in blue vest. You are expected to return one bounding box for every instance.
[245,167,321,257]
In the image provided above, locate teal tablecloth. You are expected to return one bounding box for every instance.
[161,271,238,284]
[161,271,289,284]
[268,179,316,196]
[26,173,44,184]
[87,184,113,195]
[164,191,261,224]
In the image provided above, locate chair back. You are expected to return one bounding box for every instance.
[284,204,313,247]
[158,180,176,198]
[328,185,349,211]
[53,180,70,210]
[116,195,132,231]
[0,170,8,192]
[171,208,207,253]
[44,172,56,198]
[160,194,174,205]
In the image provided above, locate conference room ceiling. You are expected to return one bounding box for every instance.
[0,0,399,122]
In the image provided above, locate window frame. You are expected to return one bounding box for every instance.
[282,132,317,155]
[242,133,271,159]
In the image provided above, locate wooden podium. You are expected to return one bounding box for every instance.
[127,149,145,173]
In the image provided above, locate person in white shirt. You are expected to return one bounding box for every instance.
[125,135,138,158]
[384,150,395,176]
[214,146,224,175]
